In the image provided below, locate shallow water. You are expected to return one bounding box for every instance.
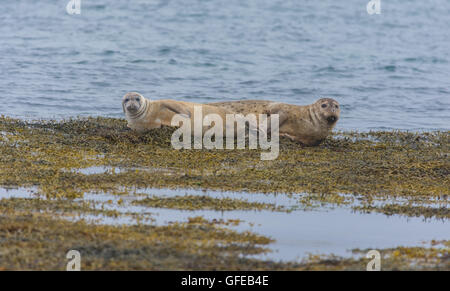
[1,0,449,131]
[68,166,180,176]
[0,187,39,199]
[1,187,448,262]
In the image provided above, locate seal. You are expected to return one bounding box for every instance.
[209,98,340,146]
[122,92,233,134]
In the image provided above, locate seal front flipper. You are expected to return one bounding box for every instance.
[265,103,288,132]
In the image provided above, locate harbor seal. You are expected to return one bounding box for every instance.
[208,98,340,146]
[122,92,233,134]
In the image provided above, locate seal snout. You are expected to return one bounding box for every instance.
[126,104,139,112]
[326,115,338,124]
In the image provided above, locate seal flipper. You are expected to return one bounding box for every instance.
[266,103,288,132]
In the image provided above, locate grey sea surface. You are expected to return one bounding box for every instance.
[0,0,449,131]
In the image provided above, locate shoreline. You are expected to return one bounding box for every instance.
[2,114,448,133]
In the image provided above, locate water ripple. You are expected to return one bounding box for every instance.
[0,0,449,131]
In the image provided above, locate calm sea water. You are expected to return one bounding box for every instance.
[0,0,449,131]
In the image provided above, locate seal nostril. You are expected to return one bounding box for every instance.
[327,116,337,123]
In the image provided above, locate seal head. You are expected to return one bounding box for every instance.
[122,92,148,119]
[315,98,340,126]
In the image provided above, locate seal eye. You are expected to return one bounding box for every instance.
[125,98,129,102]
[321,104,327,108]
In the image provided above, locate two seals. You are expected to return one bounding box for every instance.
[122,92,340,146]
[208,98,340,146]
